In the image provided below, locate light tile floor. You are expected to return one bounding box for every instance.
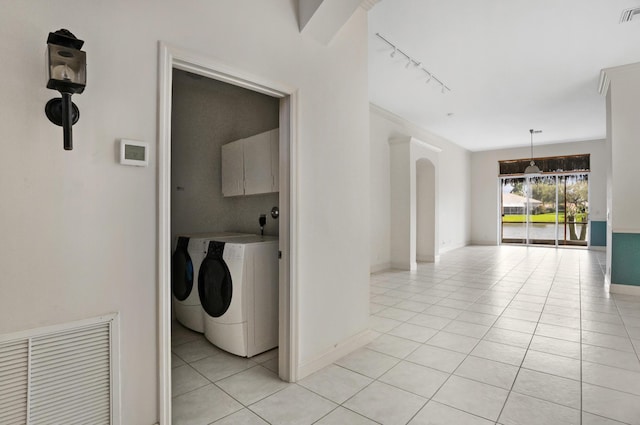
[172,245,640,425]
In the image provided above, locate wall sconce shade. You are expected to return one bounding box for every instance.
[45,29,86,151]
[46,45,86,93]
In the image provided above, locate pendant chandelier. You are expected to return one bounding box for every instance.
[524,129,542,175]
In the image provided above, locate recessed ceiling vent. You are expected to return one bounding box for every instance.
[360,0,381,11]
[620,7,640,23]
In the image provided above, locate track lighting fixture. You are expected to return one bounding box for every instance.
[376,33,451,94]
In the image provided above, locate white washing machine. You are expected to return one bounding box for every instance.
[172,232,249,332]
[199,235,279,357]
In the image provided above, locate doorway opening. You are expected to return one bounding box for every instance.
[500,173,589,247]
[157,43,298,424]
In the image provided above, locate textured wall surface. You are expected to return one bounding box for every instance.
[171,69,280,239]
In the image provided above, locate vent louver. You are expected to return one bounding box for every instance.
[0,315,117,425]
[0,341,28,425]
[620,7,640,23]
[360,0,381,11]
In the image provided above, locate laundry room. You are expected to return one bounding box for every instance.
[171,69,280,239]
[170,68,283,400]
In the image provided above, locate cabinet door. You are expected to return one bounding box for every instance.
[244,132,273,195]
[221,140,244,197]
[270,129,279,192]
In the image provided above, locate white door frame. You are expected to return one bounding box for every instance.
[157,42,299,424]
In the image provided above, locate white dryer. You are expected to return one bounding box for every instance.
[199,235,279,357]
[172,232,249,332]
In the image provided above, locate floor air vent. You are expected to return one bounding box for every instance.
[0,314,119,425]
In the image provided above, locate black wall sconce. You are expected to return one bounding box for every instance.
[45,29,86,151]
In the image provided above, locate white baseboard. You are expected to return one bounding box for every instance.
[417,254,435,262]
[470,240,498,246]
[439,242,467,254]
[589,246,606,251]
[610,283,640,296]
[370,262,391,273]
[296,329,378,380]
[390,261,417,271]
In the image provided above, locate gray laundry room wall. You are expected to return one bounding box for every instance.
[171,69,279,240]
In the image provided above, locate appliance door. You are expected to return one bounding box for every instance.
[172,236,194,301]
[199,241,233,318]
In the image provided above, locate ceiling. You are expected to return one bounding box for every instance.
[367,0,640,151]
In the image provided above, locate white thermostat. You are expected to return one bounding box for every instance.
[120,139,149,166]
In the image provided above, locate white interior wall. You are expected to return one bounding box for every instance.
[606,91,613,280]
[470,139,607,245]
[388,140,413,270]
[608,67,640,233]
[416,159,436,262]
[171,69,280,239]
[604,63,640,288]
[0,2,370,423]
[370,105,471,272]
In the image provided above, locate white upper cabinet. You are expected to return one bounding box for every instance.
[221,129,279,197]
[221,140,244,197]
[270,129,279,192]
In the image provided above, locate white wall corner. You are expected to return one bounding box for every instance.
[370,262,391,273]
[298,0,363,45]
[297,329,378,379]
[298,0,325,30]
[599,61,640,96]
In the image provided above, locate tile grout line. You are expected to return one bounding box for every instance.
[176,248,633,425]
[375,250,638,418]
[493,248,569,422]
[370,264,518,424]
[579,253,583,425]
[405,252,536,423]
[610,291,640,364]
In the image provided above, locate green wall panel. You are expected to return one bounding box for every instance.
[590,221,607,247]
[612,232,640,286]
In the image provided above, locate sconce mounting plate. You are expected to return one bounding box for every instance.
[45,98,79,127]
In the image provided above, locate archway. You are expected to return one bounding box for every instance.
[389,136,440,270]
